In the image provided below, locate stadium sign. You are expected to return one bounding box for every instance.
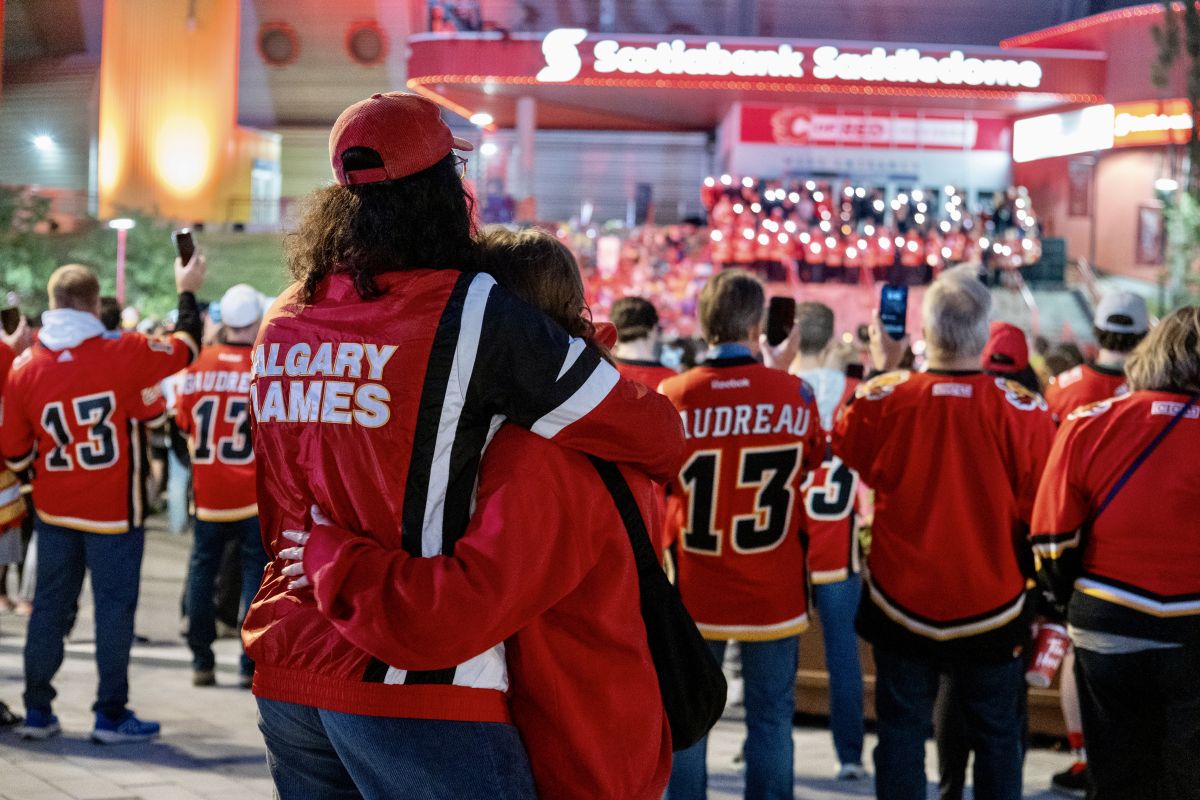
[536,29,1044,89]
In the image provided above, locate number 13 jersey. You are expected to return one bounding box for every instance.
[660,351,824,640]
[175,343,257,522]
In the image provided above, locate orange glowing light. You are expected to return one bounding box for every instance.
[154,115,212,196]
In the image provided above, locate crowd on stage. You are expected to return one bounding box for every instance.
[1,90,1196,800]
[701,175,1043,285]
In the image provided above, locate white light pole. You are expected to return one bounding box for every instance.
[108,218,136,304]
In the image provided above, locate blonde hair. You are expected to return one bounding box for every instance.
[48,264,101,312]
[1126,306,1200,393]
[922,264,991,361]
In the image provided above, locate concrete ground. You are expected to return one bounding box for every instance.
[0,521,1075,800]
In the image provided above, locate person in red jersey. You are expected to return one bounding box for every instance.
[277,228,672,800]
[0,317,32,730]
[2,258,206,744]
[246,92,685,800]
[833,266,1055,800]
[175,284,268,690]
[1042,291,1148,795]
[1045,291,1148,424]
[790,301,868,781]
[1031,306,1200,800]
[661,270,824,800]
[610,296,677,390]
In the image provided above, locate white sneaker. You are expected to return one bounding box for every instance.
[837,763,869,780]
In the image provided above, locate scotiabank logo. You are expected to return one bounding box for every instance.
[536,28,588,82]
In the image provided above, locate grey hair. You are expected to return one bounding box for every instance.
[922,264,991,360]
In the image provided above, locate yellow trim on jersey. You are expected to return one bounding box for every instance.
[1076,579,1200,619]
[869,581,1025,641]
[196,503,259,523]
[811,567,850,585]
[36,511,129,534]
[698,613,809,641]
[172,330,200,360]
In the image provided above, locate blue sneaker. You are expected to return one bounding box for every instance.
[91,710,160,744]
[15,709,61,740]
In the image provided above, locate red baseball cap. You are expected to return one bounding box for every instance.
[329,92,473,186]
[981,321,1029,373]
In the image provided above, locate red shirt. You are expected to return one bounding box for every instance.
[176,344,257,522]
[1044,363,1128,424]
[616,358,676,392]
[246,271,685,720]
[660,352,824,640]
[304,427,671,800]
[0,342,24,530]
[1032,392,1200,643]
[834,370,1055,658]
[2,330,197,533]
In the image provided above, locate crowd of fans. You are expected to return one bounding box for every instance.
[701,175,1042,285]
[0,89,1196,800]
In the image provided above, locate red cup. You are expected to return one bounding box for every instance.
[1025,622,1069,688]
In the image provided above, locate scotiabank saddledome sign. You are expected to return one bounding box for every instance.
[536,28,1044,89]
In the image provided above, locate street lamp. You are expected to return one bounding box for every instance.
[32,134,55,151]
[108,218,136,304]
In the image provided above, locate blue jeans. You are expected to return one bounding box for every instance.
[872,646,1024,800]
[813,574,865,766]
[668,636,799,800]
[23,520,144,718]
[166,447,190,535]
[257,697,537,800]
[186,516,268,675]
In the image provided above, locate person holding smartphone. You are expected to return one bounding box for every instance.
[833,266,1055,800]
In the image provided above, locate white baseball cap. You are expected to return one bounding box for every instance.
[219,284,266,329]
[1093,290,1149,335]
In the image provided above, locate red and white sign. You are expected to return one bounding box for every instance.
[740,104,1010,151]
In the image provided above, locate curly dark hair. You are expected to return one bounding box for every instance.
[285,153,478,303]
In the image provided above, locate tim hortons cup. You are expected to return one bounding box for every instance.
[1025,622,1069,689]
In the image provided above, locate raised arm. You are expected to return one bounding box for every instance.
[469,275,685,482]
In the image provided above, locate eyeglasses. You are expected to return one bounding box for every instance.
[454,155,468,179]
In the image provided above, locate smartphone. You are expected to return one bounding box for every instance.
[765,296,797,346]
[845,363,865,381]
[1,307,20,336]
[172,228,196,265]
[879,283,908,341]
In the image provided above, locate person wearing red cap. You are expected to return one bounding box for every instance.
[245,92,685,798]
[982,321,1042,395]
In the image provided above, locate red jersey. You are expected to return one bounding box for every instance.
[616,358,676,392]
[176,344,257,522]
[1044,363,1128,423]
[833,370,1056,658]
[1032,392,1200,644]
[1,329,197,533]
[660,350,824,640]
[0,342,24,530]
[246,271,685,720]
[303,427,671,800]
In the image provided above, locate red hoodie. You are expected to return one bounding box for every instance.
[303,425,672,799]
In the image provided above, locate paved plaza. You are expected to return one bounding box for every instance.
[0,525,1074,800]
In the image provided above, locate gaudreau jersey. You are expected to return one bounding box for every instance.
[615,358,677,393]
[660,350,824,641]
[0,342,24,530]
[245,270,685,721]
[1044,362,1128,423]
[1032,391,1200,644]
[176,343,257,522]
[833,369,1056,659]
[1,329,197,533]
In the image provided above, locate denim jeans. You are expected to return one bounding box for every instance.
[872,646,1024,800]
[166,447,190,535]
[812,574,865,766]
[257,697,537,800]
[668,636,799,800]
[1076,643,1200,800]
[186,516,267,675]
[23,520,144,718]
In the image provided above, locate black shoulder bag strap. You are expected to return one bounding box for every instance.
[1087,393,1199,527]
[587,455,727,751]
